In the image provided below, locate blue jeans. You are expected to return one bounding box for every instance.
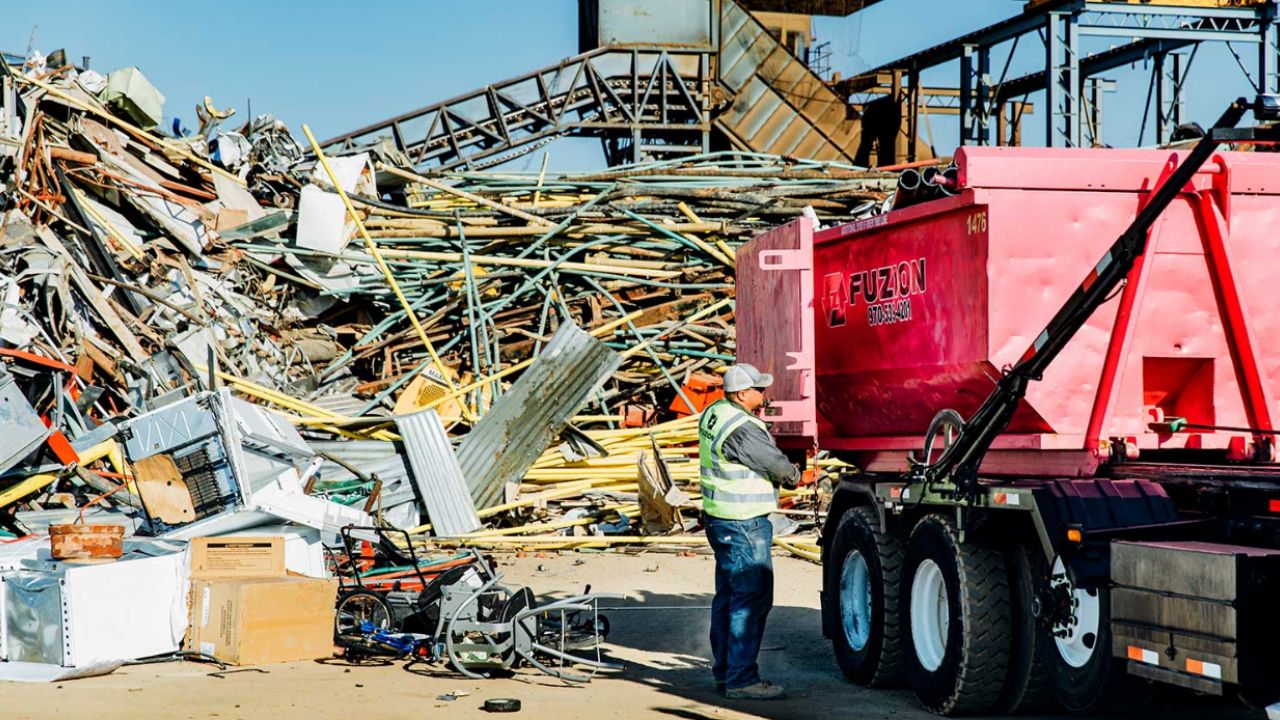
[704,513,774,690]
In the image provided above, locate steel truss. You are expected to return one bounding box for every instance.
[319,48,712,171]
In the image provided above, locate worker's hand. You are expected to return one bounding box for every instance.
[798,468,818,487]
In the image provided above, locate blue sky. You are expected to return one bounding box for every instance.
[4,0,1260,170]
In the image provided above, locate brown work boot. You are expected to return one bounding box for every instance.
[725,681,786,700]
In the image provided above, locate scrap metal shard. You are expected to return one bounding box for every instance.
[0,367,50,477]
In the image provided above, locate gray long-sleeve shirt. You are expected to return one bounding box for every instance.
[720,406,801,489]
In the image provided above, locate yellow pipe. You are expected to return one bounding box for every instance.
[675,203,734,268]
[195,365,399,441]
[425,535,711,548]
[406,479,606,535]
[715,239,735,261]
[379,163,554,227]
[77,440,118,466]
[252,308,666,430]
[417,534,822,552]
[676,202,703,224]
[774,538,821,563]
[302,125,469,420]
[0,474,58,508]
[0,440,123,508]
[372,248,679,279]
[477,480,601,517]
[457,503,639,538]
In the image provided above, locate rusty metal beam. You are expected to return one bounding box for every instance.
[735,0,884,16]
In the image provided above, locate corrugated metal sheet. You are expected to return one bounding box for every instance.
[306,393,375,417]
[714,0,859,161]
[394,409,480,536]
[457,322,622,510]
[309,440,409,486]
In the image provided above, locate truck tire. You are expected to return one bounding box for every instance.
[824,505,905,687]
[902,514,1011,716]
[1037,556,1129,714]
[997,543,1056,715]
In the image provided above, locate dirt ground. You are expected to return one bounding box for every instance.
[3,553,1264,720]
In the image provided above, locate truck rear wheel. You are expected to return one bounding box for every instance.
[997,543,1056,714]
[902,514,1011,716]
[1037,557,1124,713]
[824,505,905,687]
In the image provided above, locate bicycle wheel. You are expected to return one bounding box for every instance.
[335,590,392,638]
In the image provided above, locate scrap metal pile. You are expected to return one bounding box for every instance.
[0,55,893,554]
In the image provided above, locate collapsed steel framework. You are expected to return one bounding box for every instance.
[851,0,1280,156]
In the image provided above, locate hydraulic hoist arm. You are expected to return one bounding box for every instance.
[909,96,1276,500]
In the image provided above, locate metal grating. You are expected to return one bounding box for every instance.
[715,0,858,161]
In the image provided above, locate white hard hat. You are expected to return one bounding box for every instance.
[723,363,774,393]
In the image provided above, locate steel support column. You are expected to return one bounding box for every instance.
[891,70,908,162]
[960,45,991,145]
[1086,78,1102,147]
[1081,78,1115,147]
[1046,11,1081,147]
[1260,12,1279,94]
[1155,52,1183,145]
[906,68,920,162]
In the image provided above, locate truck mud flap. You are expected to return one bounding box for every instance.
[1030,478,1177,585]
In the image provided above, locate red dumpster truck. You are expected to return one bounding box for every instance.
[737,99,1280,715]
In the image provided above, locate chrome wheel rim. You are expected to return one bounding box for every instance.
[840,549,873,651]
[910,559,949,672]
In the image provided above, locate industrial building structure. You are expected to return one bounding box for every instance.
[321,0,1280,169]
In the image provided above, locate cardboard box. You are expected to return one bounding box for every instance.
[190,537,285,578]
[215,208,249,231]
[186,536,336,665]
[186,575,336,665]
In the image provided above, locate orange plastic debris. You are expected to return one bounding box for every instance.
[669,372,725,417]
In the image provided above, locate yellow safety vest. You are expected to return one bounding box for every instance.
[699,400,778,520]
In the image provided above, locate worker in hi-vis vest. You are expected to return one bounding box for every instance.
[699,362,807,700]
